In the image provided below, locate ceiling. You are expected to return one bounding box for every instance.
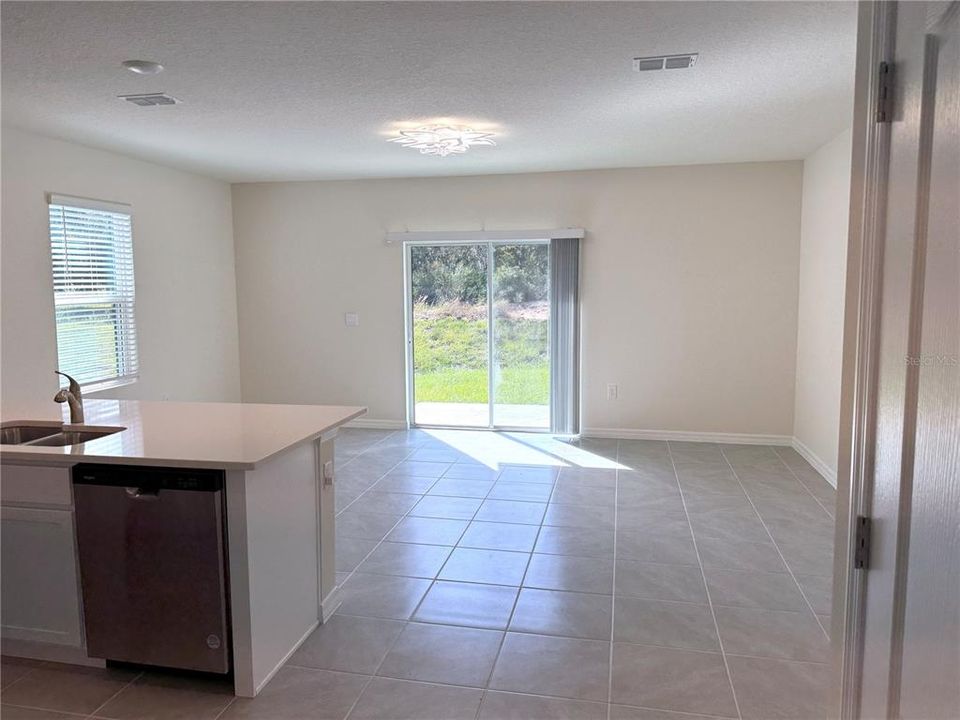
[1,1,857,182]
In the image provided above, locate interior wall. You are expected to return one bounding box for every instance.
[793,128,853,483]
[0,127,242,417]
[232,162,803,437]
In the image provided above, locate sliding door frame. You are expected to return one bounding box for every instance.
[403,237,551,432]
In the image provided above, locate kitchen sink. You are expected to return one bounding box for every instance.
[0,425,61,445]
[26,427,125,446]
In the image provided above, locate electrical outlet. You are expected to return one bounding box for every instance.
[344,312,359,327]
[606,383,619,400]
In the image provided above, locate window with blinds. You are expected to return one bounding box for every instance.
[48,195,139,390]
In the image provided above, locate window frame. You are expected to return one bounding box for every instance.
[47,193,139,393]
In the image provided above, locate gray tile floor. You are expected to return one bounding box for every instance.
[1,429,836,720]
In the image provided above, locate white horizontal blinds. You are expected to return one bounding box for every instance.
[48,196,139,387]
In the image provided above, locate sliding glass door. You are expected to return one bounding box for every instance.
[407,241,550,430]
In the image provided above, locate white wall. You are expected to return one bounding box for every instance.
[793,129,853,483]
[1,127,241,417]
[232,162,803,437]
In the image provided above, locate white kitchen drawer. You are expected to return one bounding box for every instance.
[1,464,73,507]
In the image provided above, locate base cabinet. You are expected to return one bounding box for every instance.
[1,505,83,647]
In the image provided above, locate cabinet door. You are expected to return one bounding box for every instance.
[1,506,83,647]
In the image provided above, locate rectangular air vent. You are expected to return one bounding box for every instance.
[118,93,180,107]
[633,53,699,72]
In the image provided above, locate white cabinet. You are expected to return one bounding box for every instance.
[1,505,83,647]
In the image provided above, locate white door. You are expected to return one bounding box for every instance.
[854,2,959,718]
[1,506,84,647]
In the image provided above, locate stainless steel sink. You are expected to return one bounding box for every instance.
[0,425,61,445]
[27,427,124,446]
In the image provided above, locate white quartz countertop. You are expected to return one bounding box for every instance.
[0,399,367,470]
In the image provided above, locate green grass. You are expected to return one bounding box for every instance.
[415,364,549,404]
[413,307,549,405]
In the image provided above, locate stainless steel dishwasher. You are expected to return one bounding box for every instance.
[73,464,231,674]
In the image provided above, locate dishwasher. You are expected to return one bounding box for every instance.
[73,464,231,674]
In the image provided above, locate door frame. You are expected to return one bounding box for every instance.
[402,237,552,432]
[835,1,958,717]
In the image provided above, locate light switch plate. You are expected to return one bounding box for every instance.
[344,312,359,327]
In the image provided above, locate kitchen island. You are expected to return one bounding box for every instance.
[0,399,366,697]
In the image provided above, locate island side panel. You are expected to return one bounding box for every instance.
[226,441,321,697]
[317,432,339,620]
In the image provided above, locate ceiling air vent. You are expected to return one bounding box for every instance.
[633,53,699,72]
[118,92,180,107]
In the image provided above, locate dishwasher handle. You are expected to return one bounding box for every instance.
[125,486,160,500]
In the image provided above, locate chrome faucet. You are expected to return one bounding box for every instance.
[54,371,84,424]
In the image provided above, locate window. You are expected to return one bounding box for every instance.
[48,194,139,390]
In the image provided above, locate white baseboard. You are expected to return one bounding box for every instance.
[582,427,793,446]
[791,437,838,488]
[320,585,342,623]
[253,619,319,696]
[345,418,407,430]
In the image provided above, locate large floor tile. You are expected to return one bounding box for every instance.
[414,581,518,629]
[610,644,736,716]
[337,573,431,620]
[615,529,699,565]
[459,521,540,552]
[372,473,438,494]
[439,547,530,585]
[534,526,614,558]
[348,677,483,720]
[357,542,452,578]
[509,588,612,640]
[795,573,834,615]
[428,478,495,498]
[523,553,614,594]
[727,655,830,720]
[489,481,554,502]
[348,491,421,516]
[609,705,720,720]
[714,606,829,662]
[386,516,468,545]
[377,623,502,687]
[478,691,607,720]
[489,633,610,702]
[336,510,402,541]
[409,495,483,520]
[0,664,139,715]
[221,667,366,720]
[615,559,707,602]
[543,502,615,530]
[475,499,547,525]
[289,614,404,674]
[613,597,718,650]
[1,707,80,720]
[336,536,379,572]
[695,536,787,573]
[498,466,559,484]
[551,481,616,508]
[705,567,807,611]
[0,659,36,690]
[391,460,451,478]
[93,673,233,720]
[442,464,501,481]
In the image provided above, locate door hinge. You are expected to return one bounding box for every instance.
[876,62,894,123]
[854,515,872,569]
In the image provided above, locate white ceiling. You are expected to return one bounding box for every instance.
[1,1,857,182]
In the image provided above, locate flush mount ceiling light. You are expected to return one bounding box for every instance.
[122,59,164,75]
[388,125,496,157]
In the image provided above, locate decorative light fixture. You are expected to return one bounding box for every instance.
[388,125,496,157]
[121,59,164,75]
